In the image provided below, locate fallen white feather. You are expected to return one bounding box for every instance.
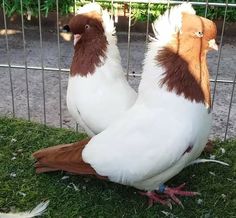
[197,198,203,205]
[67,183,79,191]
[220,148,226,154]
[10,173,16,178]
[161,211,170,216]
[61,176,70,180]
[210,155,216,160]
[188,159,229,166]
[209,171,216,176]
[161,210,178,217]
[221,194,226,199]
[0,200,49,218]
[18,192,26,197]
[11,138,17,143]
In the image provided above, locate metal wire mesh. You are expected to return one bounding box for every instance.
[0,0,235,140]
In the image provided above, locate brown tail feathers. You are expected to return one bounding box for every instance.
[33,138,105,179]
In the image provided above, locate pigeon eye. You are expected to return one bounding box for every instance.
[85,24,90,29]
[195,31,204,37]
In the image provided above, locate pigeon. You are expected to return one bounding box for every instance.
[33,3,218,207]
[65,3,137,136]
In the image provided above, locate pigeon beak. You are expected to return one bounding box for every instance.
[209,39,218,51]
[74,34,81,46]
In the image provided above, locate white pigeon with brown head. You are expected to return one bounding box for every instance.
[66,3,137,136]
[34,3,218,207]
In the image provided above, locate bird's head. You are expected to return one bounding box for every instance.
[64,3,116,76]
[68,12,104,46]
[63,3,115,46]
[178,13,218,54]
[152,3,218,53]
[153,3,218,107]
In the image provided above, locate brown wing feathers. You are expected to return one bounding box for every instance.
[33,138,103,178]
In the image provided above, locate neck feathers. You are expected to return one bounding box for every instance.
[157,47,211,108]
[70,35,108,76]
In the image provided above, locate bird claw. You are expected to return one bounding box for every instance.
[163,183,200,208]
[140,183,199,208]
[168,193,184,208]
[139,191,172,209]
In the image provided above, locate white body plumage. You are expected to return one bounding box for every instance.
[82,45,212,190]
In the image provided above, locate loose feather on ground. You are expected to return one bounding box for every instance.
[0,200,49,218]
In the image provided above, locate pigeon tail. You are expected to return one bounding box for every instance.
[33,138,105,179]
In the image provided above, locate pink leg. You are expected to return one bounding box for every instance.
[162,183,200,208]
[139,191,172,208]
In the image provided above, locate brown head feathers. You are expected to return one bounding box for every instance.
[69,11,108,76]
[158,13,217,108]
[69,11,104,36]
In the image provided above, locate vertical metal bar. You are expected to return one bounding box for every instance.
[211,0,228,108]
[38,0,46,124]
[2,0,15,117]
[76,123,79,132]
[75,123,79,132]
[114,3,118,23]
[20,0,30,121]
[167,0,171,24]
[74,0,78,131]
[145,0,150,44]
[224,72,236,141]
[56,0,62,128]
[111,0,114,19]
[204,0,209,17]
[167,0,170,9]
[126,1,132,80]
[74,0,76,14]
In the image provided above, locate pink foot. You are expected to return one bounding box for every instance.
[139,191,172,208]
[162,183,200,208]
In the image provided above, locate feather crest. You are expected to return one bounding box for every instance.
[76,2,102,15]
[152,3,195,45]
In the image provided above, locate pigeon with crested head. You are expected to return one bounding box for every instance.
[65,3,137,136]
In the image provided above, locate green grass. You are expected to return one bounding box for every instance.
[0,117,235,218]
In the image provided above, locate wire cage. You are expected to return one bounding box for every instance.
[0,0,235,140]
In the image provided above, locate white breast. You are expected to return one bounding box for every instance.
[66,39,137,135]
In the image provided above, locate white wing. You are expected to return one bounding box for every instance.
[82,93,211,187]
